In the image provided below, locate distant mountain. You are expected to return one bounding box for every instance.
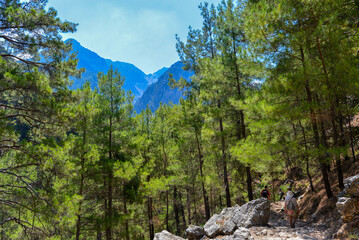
[134,61,193,113]
[67,39,161,99]
[145,67,168,85]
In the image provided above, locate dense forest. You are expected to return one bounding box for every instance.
[0,0,358,239]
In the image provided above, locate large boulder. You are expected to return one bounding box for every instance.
[232,198,270,228]
[203,209,238,238]
[344,174,359,197]
[154,230,185,240]
[336,197,359,222]
[186,225,205,240]
[203,198,270,238]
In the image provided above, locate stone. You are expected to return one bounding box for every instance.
[336,197,359,222]
[232,227,253,240]
[154,230,185,240]
[232,198,270,228]
[344,174,359,197]
[186,225,205,240]
[203,198,270,238]
[203,214,222,238]
[261,229,267,236]
[222,220,237,235]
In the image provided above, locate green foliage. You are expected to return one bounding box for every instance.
[1,0,359,239]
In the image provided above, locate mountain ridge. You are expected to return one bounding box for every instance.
[134,61,193,113]
[67,38,155,98]
[67,39,193,112]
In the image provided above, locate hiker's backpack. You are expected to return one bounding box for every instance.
[262,189,269,198]
[287,198,296,210]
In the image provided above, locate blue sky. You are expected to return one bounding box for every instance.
[48,0,220,74]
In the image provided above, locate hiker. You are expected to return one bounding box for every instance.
[261,186,271,200]
[284,188,299,228]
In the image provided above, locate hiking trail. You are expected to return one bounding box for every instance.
[249,201,330,240]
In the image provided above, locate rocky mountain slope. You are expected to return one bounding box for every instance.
[67,39,161,99]
[134,61,193,113]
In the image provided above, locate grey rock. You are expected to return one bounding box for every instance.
[344,174,359,197]
[232,227,253,240]
[186,225,205,240]
[222,220,237,235]
[203,198,270,238]
[203,214,222,238]
[154,230,185,240]
[232,198,270,228]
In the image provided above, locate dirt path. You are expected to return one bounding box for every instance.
[249,202,331,240]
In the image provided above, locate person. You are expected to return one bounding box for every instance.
[261,186,271,200]
[284,188,299,228]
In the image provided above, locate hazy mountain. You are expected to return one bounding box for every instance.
[67,39,152,99]
[134,61,193,113]
[145,67,168,85]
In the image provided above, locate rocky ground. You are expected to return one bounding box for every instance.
[249,201,330,240]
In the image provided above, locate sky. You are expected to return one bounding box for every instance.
[47,0,220,74]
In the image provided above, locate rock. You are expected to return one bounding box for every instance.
[261,229,267,236]
[203,214,223,238]
[232,227,253,240]
[154,230,185,240]
[232,198,270,228]
[344,174,359,197]
[336,197,359,222]
[186,225,205,240]
[222,220,237,235]
[203,198,270,238]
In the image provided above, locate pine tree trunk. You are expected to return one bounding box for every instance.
[195,131,210,220]
[246,166,253,201]
[179,191,186,231]
[147,196,154,240]
[300,45,333,198]
[166,190,169,231]
[174,186,180,235]
[316,37,342,193]
[124,193,129,240]
[76,125,87,240]
[186,187,191,225]
[299,121,315,192]
[217,100,231,207]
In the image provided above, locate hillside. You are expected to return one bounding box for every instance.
[134,61,193,113]
[67,39,152,99]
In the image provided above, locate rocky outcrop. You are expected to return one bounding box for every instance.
[232,198,271,228]
[155,198,269,239]
[344,174,359,197]
[336,197,359,222]
[336,174,359,223]
[334,173,359,239]
[154,230,185,240]
[202,198,270,238]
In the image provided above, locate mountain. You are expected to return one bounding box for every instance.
[67,39,154,99]
[134,61,193,113]
[145,67,168,85]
